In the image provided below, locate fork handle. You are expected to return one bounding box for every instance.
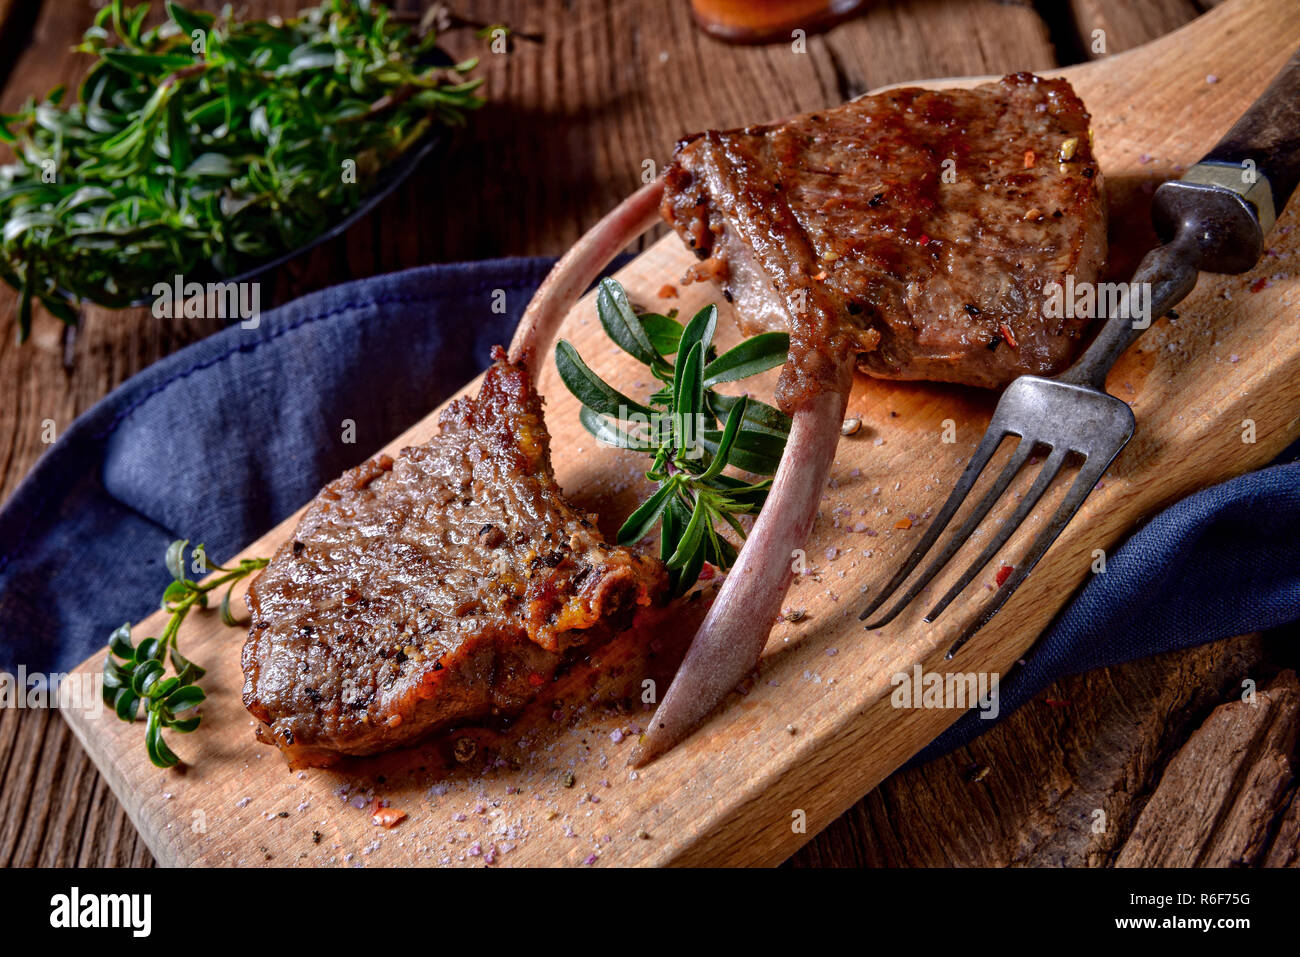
[1153,47,1300,273]
[1056,245,1198,390]
[1200,47,1300,230]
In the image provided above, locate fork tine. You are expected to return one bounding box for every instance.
[859,425,1010,623]
[945,453,1109,659]
[923,444,1070,624]
[863,436,1037,629]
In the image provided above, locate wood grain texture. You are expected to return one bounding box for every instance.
[790,632,1300,867]
[53,0,1300,867]
[1068,0,1208,59]
[3,0,1294,869]
[786,0,1295,869]
[1115,669,1299,867]
[0,0,1078,868]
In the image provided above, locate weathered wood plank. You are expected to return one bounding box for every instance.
[0,0,1065,867]
[59,0,1300,866]
[1115,670,1298,867]
[1068,0,1206,59]
[790,635,1277,866]
[791,0,1288,871]
[7,0,1296,870]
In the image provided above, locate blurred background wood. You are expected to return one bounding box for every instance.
[1,0,1294,867]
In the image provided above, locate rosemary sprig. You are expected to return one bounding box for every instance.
[556,279,791,597]
[102,539,267,768]
[0,0,484,340]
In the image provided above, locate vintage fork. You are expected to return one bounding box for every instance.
[861,48,1300,659]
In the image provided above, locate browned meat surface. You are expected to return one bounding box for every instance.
[242,349,666,767]
[661,73,1107,409]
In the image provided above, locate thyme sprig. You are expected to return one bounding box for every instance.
[0,0,484,340]
[102,539,267,768]
[556,279,791,597]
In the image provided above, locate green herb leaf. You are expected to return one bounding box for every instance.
[164,538,188,582]
[2,0,487,337]
[666,495,709,570]
[578,405,655,452]
[217,587,235,627]
[700,395,748,481]
[703,332,790,386]
[108,535,266,769]
[616,479,677,546]
[678,304,718,366]
[673,341,705,453]
[145,709,180,768]
[114,688,140,722]
[596,278,661,367]
[638,313,684,356]
[169,646,205,683]
[709,391,792,436]
[164,684,205,712]
[108,622,134,659]
[555,340,654,418]
[552,279,793,596]
[700,425,787,475]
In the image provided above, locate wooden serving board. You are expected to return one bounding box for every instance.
[62,0,1300,867]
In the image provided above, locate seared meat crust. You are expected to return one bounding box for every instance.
[662,73,1107,408]
[242,349,666,767]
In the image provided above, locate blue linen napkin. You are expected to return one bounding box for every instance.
[1,257,1296,758]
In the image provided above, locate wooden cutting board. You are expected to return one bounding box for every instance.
[61,0,1300,867]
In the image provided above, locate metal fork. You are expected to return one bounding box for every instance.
[861,48,1300,659]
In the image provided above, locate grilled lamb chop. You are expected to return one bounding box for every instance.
[632,74,1108,764]
[663,73,1105,405]
[243,349,666,767]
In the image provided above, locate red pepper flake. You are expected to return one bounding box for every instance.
[1250,276,1270,293]
[371,802,406,828]
[995,564,1013,587]
[895,517,913,530]
[657,283,678,299]
[698,562,715,581]
[998,322,1018,349]
[1023,150,1036,169]
[917,233,931,246]
[527,671,546,687]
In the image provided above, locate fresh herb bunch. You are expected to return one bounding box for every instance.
[102,539,267,768]
[556,279,791,597]
[0,0,483,340]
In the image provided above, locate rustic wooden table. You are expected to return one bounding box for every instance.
[1,0,1296,868]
